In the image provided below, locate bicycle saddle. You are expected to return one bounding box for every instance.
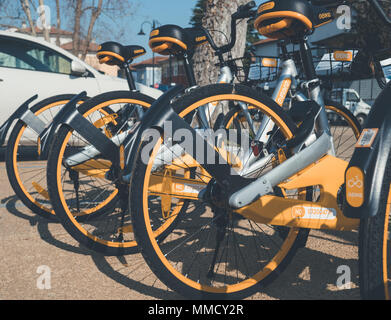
[97,42,146,65]
[254,0,333,40]
[149,24,208,56]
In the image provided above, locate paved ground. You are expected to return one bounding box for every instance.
[0,158,360,300]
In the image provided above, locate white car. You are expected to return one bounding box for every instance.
[0,30,161,128]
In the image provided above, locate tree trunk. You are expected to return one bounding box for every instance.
[193,0,249,86]
[80,0,103,61]
[19,0,36,36]
[55,0,61,46]
[73,0,83,57]
[38,0,50,42]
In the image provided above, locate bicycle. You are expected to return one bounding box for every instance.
[344,0,391,301]
[45,1,361,257]
[127,0,363,299]
[0,42,156,220]
[44,25,241,255]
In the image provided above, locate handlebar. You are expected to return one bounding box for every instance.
[203,1,256,59]
[234,1,257,19]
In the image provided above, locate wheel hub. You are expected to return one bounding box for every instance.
[204,178,228,210]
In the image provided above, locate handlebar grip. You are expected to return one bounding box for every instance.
[239,1,256,12]
[234,1,256,19]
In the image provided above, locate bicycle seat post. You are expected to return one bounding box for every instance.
[122,60,137,91]
[182,52,197,87]
[279,42,290,61]
[299,38,317,81]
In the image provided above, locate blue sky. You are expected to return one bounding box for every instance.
[2,0,266,60]
[128,0,266,59]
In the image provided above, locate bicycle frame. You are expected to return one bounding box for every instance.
[342,0,391,220]
[344,82,391,219]
[236,54,335,177]
[129,37,360,231]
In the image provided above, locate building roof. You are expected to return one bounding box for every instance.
[130,56,169,70]
[61,40,100,53]
[18,26,73,36]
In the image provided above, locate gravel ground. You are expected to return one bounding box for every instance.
[0,160,360,300]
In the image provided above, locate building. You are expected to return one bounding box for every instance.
[130,56,165,87]
[159,56,188,87]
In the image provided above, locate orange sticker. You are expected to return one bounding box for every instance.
[346,166,365,207]
[258,1,275,13]
[333,51,353,62]
[355,128,379,148]
[150,29,159,37]
[119,145,125,170]
[292,206,305,219]
[262,57,278,68]
[276,78,291,106]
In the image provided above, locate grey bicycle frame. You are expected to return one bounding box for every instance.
[229,57,335,209]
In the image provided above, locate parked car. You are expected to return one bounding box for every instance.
[0,30,161,129]
[328,88,371,126]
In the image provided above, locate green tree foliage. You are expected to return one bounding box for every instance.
[190,0,206,26]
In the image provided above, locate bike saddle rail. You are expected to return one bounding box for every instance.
[344,0,391,219]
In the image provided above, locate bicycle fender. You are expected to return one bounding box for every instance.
[0,94,38,146]
[39,92,87,158]
[123,85,251,194]
[122,85,185,179]
[344,83,391,218]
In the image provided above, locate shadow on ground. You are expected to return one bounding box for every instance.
[1,194,361,300]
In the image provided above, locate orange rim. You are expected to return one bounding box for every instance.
[12,100,74,214]
[55,98,187,248]
[141,93,299,293]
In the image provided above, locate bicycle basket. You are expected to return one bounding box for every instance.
[309,48,359,80]
[245,56,281,84]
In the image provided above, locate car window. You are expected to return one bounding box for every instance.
[330,90,342,102]
[347,91,360,102]
[0,36,72,74]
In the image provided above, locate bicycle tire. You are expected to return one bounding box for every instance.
[359,153,391,300]
[5,94,87,220]
[47,90,190,255]
[130,83,309,299]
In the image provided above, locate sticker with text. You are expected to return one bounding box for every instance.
[355,128,378,148]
